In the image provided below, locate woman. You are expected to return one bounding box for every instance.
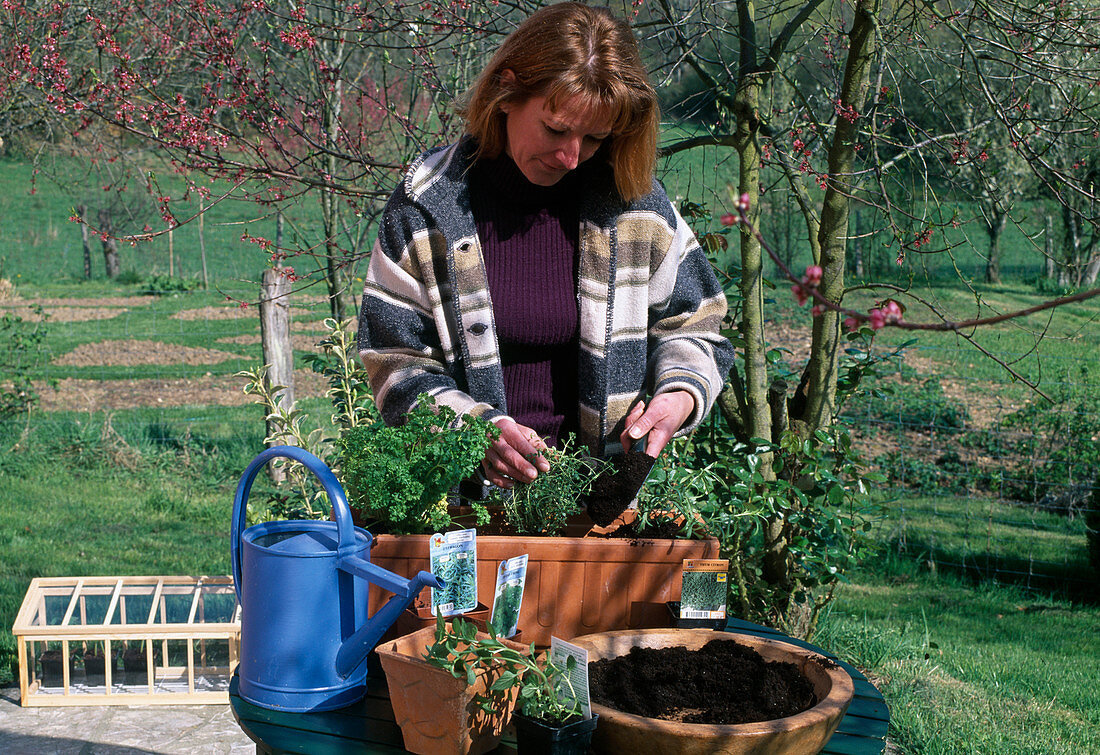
[357,2,733,491]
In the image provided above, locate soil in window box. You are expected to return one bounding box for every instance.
[588,637,818,724]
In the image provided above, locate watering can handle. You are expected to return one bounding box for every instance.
[230,445,357,604]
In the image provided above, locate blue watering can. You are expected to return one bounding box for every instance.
[231,445,442,712]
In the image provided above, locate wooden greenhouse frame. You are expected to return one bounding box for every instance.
[12,575,240,706]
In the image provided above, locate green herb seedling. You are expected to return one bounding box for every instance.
[423,613,582,724]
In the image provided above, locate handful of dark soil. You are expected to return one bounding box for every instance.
[589,638,817,725]
[585,450,656,526]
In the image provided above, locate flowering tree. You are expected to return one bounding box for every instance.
[1,0,512,315]
[645,0,1100,620]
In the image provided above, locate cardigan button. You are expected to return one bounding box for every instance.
[468,322,488,336]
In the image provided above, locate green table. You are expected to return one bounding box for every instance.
[230,618,889,754]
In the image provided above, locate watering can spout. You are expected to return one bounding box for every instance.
[334,569,443,678]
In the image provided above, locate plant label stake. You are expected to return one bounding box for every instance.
[550,637,593,719]
[429,529,478,617]
[489,555,528,638]
[231,445,442,712]
[679,559,729,621]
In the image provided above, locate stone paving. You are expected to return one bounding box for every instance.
[0,687,255,754]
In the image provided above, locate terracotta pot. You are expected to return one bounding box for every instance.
[513,712,599,755]
[570,628,854,755]
[368,513,718,645]
[375,624,528,755]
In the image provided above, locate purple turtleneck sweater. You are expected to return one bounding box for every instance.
[469,154,581,447]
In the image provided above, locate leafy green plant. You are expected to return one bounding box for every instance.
[655,415,882,638]
[139,274,200,295]
[423,614,582,725]
[339,396,497,534]
[240,318,498,531]
[996,364,1100,504]
[491,437,607,535]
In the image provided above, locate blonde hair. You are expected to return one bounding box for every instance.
[461,2,659,203]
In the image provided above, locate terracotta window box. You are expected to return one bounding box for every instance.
[367,513,718,645]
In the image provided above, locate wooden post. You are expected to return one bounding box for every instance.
[199,198,209,290]
[260,267,294,482]
[78,204,92,280]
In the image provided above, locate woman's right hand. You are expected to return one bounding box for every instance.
[481,417,551,489]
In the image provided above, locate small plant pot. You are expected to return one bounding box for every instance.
[667,601,726,630]
[122,646,151,686]
[82,650,114,686]
[37,650,76,688]
[513,712,599,755]
[376,624,528,755]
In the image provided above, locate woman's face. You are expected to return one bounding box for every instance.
[501,94,613,186]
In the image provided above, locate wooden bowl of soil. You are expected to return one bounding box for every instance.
[572,628,853,755]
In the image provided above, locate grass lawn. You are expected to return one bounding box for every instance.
[822,553,1100,754]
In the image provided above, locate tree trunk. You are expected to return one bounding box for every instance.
[1044,214,1055,280]
[803,0,879,431]
[322,47,348,322]
[260,267,295,482]
[1084,249,1100,286]
[1060,204,1079,287]
[78,204,92,280]
[985,208,1007,284]
[97,208,120,279]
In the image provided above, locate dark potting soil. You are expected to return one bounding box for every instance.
[586,450,656,526]
[588,638,817,725]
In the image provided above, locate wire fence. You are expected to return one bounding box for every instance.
[841,341,1098,598]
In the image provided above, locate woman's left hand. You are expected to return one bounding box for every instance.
[620,390,696,458]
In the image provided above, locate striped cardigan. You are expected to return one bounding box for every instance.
[357,138,734,455]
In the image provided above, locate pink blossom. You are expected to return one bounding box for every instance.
[868,309,886,330]
[882,300,903,322]
[811,304,825,317]
[843,316,861,332]
[802,265,823,287]
[737,193,751,211]
[791,283,809,306]
[720,212,738,226]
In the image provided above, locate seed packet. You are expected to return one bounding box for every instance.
[678,558,729,620]
[550,636,592,720]
[429,529,477,617]
[489,555,528,638]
